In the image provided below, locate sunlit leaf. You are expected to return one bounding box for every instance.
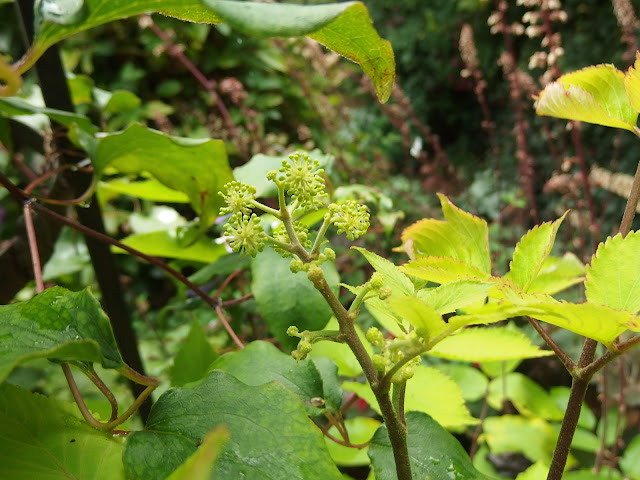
[353,247,415,296]
[324,417,380,466]
[402,256,492,285]
[418,279,494,314]
[482,415,556,464]
[526,253,585,295]
[586,232,640,314]
[114,230,227,263]
[488,373,564,421]
[624,51,640,114]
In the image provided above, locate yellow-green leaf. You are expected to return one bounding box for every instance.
[402,256,492,285]
[535,64,639,133]
[387,296,446,338]
[624,51,640,114]
[586,232,640,314]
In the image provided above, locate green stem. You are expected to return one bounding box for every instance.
[311,215,332,255]
[82,364,119,421]
[348,282,373,314]
[618,158,640,237]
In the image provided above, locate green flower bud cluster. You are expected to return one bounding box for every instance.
[218,181,257,216]
[287,325,340,362]
[289,248,336,274]
[278,152,327,211]
[366,327,423,381]
[328,201,370,240]
[223,213,267,257]
[273,222,311,257]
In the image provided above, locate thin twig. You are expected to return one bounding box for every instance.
[23,203,44,293]
[527,317,575,371]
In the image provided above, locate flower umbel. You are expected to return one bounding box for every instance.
[329,200,370,240]
[279,152,327,211]
[273,221,311,256]
[224,212,267,257]
[219,181,257,216]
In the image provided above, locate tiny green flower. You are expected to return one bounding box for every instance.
[219,181,257,216]
[279,152,327,210]
[273,221,311,256]
[329,200,370,240]
[224,213,267,257]
[289,259,305,273]
[307,264,325,284]
[370,272,384,289]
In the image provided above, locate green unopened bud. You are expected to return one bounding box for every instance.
[290,259,304,273]
[323,248,336,261]
[378,286,393,300]
[287,326,300,337]
[366,327,385,349]
[370,272,384,289]
[266,170,278,181]
[298,340,313,355]
[307,265,325,284]
[372,354,387,372]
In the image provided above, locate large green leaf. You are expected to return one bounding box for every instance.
[368,411,489,480]
[488,373,564,421]
[535,64,639,133]
[417,279,495,314]
[98,178,190,203]
[92,123,232,226]
[401,194,491,274]
[209,340,342,416]
[434,363,489,402]
[509,214,566,292]
[585,232,640,314]
[0,287,124,382]
[344,365,477,430]
[123,370,342,480]
[0,382,124,480]
[18,1,393,102]
[624,52,640,114]
[428,326,554,362]
[170,319,218,387]
[526,253,585,295]
[401,256,493,285]
[202,0,394,102]
[251,247,339,350]
[166,426,229,480]
[387,296,446,338]
[482,415,556,464]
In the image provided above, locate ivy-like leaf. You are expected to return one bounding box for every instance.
[368,412,488,480]
[535,64,639,133]
[427,326,554,362]
[586,232,640,314]
[92,123,232,226]
[344,365,477,430]
[400,194,491,274]
[509,213,567,292]
[0,287,124,382]
[123,370,342,480]
[0,383,125,479]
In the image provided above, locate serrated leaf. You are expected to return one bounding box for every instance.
[92,123,232,226]
[586,232,640,313]
[210,340,342,416]
[402,256,492,285]
[353,247,414,296]
[123,370,342,480]
[624,52,640,114]
[0,287,124,382]
[427,326,553,362]
[170,319,218,387]
[202,1,394,102]
[325,417,380,466]
[364,295,407,336]
[369,411,488,480]
[344,365,477,430]
[535,64,639,133]
[113,230,227,263]
[166,426,229,480]
[401,195,490,274]
[418,279,494,314]
[488,372,564,421]
[526,253,585,295]
[251,248,339,350]
[509,214,566,292]
[0,382,124,480]
[482,415,556,464]
[387,296,446,337]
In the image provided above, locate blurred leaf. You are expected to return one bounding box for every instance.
[309,318,371,378]
[344,365,478,430]
[434,363,488,402]
[535,64,639,133]
[509,214,566,292]
[0,383,124,480]
[123,370,342,480]
[515,462,549,480]
[488,373,564,421]
[104,90,141,113]
[210,340,342,416]
[586,232,640,314]
[428,327,554,362]
[170,319,218,387]
[369,411,488,480]
[325,417,380,466]
[251,248,339,350]
[550,386,596,430]
[482,415,555,464]
[114,230,227,263]
[93,123,232,225]
[620,434,640,479]
[0,96,97,133]
[42,228,90,281]
[128,206,186,235]
[0,287,124,382]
